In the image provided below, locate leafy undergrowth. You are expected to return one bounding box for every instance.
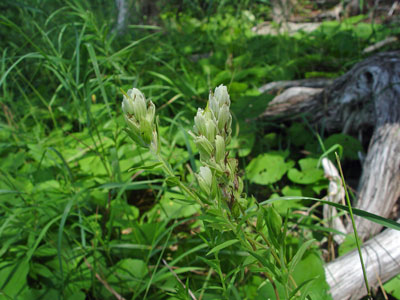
[0,1,399,299]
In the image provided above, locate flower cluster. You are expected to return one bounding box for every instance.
[190,85,232,164]
[122,88,158,152]
[191,85,244,211]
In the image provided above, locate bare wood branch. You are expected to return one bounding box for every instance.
[363,36,398,54]
[325,220,400,300]
[162,259,197,300]
[84,258,127,300]
[258,51,400,300]
[258,78,333,94]
[322,158,347,244]
[347,123,400,239]
[259,52,400,240]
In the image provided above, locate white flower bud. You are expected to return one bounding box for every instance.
[217,104,231,134]
[122,94,135,115]
[215,135,225,162]
[209,92,219,118]
[194,108,207,135]
[147,101,156,124]
[194,135,214,162]
[205,119,216,143]
[150,130,158,153]
[197,166,213,195]
[214,85,230,107]
[128,88,147,121]
[125,115,140,135]
[122,88,158,149]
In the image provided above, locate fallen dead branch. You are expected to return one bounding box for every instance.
[259,51,400,299]
[324,219,400,299]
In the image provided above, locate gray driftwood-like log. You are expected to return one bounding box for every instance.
[259,51,400,299]
[260,51,400,240]
[325,219,400,300]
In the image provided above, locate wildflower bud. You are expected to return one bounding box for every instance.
[267,206,282,237]
[217,104,231,135]
[124,117,146,147]
[147,101,156,125]
[205,119,216,143]
[214,85,230,107]
[122,88,157,149]
[194,109,207,135]
[140,118,153,145]
[122,94,135,115]
[128,88,147,121]
[150,130,158,153]
[215,135,225,162]
[194,135,214,162]
[209,92,219,118]
[197,166,213,195]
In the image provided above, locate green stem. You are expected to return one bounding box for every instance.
[155,153,204,208]
[335,153,371,298]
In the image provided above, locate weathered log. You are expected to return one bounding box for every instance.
[260,51,400,299]
[363,36,398,54]
[351,123,400,239]
[322,158,347,244]
[259,78,333,94]
[260,51,400,240]
[324,219,400,300]
[260,51,400,132]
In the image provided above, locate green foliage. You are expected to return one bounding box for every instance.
[338,235,362,256]
[384,274,400,299]
[1,1,399,299]
[246,151,294,185]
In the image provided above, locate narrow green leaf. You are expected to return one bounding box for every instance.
[260,197,400,231]
[289,278,316,300]
[288,239,315,274]
[0,190,22,195]
[94,179,163,190]
[85,43,111,118]
[128,162,163,172]
[206,239,239,256]
[247,250,275,274]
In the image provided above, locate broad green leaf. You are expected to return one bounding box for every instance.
[0,259,29,298]
[288,158,324,185]
[384,274,400,298]
[230,133,255,157]
[115,258,148,279]
[206,239,239,256]
[288,123,313,147]
[156,191,200,219]
[324,134,363,160]
[292,251,332,299]
[246,152,294,185]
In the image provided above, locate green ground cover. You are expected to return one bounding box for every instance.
[0,1,399,299]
